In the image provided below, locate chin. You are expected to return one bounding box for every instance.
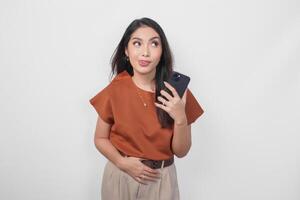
[134,66,156,75]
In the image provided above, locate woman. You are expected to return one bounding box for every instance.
[90,17,204,200]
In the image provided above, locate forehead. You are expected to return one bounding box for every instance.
[130,26,160,40]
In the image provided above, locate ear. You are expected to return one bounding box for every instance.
[125,48,128,57]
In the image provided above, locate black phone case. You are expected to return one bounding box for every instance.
[166,71,190,98]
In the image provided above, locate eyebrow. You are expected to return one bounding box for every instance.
[131,36,161,41]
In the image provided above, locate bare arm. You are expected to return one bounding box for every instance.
[154,82,192,158]
[172,118,191,158]
[93,116,160,184]
[93,116,124,168]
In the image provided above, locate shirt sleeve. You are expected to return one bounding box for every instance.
[89,86,114,124]
[185,89,204,125]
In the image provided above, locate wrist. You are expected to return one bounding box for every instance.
[174,116,188,126]
[116,156,126,170]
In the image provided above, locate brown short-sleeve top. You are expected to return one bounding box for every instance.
[90,70,204,160]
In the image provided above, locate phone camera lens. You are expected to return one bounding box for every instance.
[173,73,181,82]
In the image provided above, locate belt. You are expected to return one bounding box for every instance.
[119,151,174,169]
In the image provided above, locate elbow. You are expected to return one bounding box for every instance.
[173,146,191,158]
[94,137,107,148]
[94,138,98,147]
[172,142,192,158]
[174,152,188,158]
[173,145,191,158]
[94,138,100,149]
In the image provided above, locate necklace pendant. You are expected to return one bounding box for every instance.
[143,103,147,107]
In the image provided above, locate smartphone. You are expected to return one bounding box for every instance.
[165,71,190,98]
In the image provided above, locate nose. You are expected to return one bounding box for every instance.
[142,45,150,57]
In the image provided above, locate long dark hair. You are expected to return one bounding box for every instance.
[110,17,174,128]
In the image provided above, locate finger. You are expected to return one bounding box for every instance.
[131,157,147,162]
[164,81,179,98]
[140,173,160,182]
[157,96,170,106]
[182,89,188,102]
[143,175,159,182]
[143,166,160,175]
[143,171,161,179]
[136,177,148,185]
[154,102,167,111]
[160,90,173,101]
[140,161,161,174]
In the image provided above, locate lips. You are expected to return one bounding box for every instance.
[138,60,151,67]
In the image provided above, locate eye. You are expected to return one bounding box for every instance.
[133,41,141,47]
[151,41,160,47]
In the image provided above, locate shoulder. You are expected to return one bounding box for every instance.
[111,70,131,86]
[91,71,131,98]
[109,70,132,92]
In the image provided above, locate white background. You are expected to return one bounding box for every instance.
[0,0,299,199]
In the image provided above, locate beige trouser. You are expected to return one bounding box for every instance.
[101,160,180,200]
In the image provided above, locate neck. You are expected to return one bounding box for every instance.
[132,70,156,92]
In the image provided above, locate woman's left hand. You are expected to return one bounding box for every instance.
[154,81,188,125]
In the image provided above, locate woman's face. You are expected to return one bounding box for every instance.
[125,26,162,76]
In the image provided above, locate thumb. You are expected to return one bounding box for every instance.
[182,89,188,104]
[134,157,147,161]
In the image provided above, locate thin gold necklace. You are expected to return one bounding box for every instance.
[136,87,148,107]
[132,78,154,108]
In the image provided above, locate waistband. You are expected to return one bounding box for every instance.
[118,150,174,169]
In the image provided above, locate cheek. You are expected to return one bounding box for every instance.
[128,51,140,60]
[153,50,162,62]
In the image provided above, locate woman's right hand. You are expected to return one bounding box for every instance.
[118,156,161,185]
